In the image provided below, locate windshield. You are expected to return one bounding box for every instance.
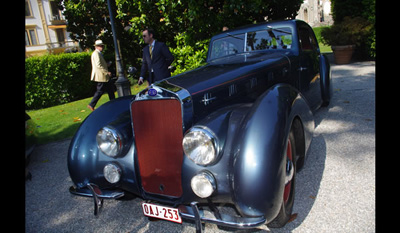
[209,27,292,60]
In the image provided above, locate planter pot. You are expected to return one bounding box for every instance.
[331,45,355,65]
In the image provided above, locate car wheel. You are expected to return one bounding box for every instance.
[268,129,296,228]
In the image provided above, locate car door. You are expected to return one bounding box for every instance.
[297,23,322,111]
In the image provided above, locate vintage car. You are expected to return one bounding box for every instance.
[68,19,332,232]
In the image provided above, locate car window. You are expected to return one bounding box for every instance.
[298,26,318,52]
[246,27,292,51]
[210,33,245,60]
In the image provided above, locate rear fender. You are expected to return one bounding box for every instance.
[320,53,333,105]
[232,84,314,222]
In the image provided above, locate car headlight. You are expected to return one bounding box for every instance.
[96,126,122,157]
[182,126,219,166]
[103,163,121,183]
[191,171,216,198]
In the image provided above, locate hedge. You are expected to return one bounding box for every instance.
[25,52,95,110]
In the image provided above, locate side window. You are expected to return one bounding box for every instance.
[298,26,318,52]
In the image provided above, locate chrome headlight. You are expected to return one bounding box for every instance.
[182,126,218,166]
[191,171,216,198]
[96,126,122,157]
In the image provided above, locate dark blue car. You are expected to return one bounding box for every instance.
[68,20,332,232]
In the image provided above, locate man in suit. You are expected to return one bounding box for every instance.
[138,28,174,85]
[87,40,115,111]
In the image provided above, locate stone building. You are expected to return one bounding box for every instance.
[25,0,80,57]
[296,0,333,27]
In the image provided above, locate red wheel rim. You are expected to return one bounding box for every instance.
[283,139,293,204]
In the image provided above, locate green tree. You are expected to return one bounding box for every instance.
[58,0,304,73]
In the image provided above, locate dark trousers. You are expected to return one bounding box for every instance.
[89,80,115,108]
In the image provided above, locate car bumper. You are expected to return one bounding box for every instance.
[69,184,268,232]
[179,202,267,231]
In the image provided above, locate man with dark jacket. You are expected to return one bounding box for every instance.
[138,28,174,85]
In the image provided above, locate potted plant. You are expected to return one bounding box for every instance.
[321,17,372,64]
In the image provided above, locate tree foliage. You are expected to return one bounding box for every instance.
[330,0,375,58]
[58,0,303,73]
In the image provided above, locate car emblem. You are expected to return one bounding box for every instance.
[148,88,158,96]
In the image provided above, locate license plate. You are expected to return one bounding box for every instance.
[142,202,182,224]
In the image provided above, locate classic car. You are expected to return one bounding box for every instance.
[68,19,332,232]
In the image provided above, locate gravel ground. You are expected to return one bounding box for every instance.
[25,61,375,233]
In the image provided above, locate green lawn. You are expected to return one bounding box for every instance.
[27,83,147,145]
[313,26,332,53]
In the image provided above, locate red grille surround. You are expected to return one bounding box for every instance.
[131,99,183,197]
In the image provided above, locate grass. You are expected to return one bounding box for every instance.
[313,26,332,53]
[27,83,148,145]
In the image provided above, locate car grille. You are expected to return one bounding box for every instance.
[131,99,183,197]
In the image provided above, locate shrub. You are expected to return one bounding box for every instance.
[170,33,209,76]
[321,16,374,59]
[321,16,372,46]
[25,52,94,110]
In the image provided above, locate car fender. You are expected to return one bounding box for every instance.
[67,96,141,195]
[320,53,333,105]
[231,84,314,222]
[181,103,253,203]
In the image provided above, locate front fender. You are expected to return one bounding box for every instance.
[232,84,314,222]
[181,103,252,204]
[67,96,140,194]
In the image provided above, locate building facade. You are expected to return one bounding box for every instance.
[25,0,80,57]
[296,0,333,27]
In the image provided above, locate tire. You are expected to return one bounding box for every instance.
[268,129,296,228]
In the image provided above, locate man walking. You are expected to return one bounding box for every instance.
[138,28,174,85]
[87,40,115,111]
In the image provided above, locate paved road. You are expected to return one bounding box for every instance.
[26,61,375,233]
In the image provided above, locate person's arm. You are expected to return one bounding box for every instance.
[161,43,174,67]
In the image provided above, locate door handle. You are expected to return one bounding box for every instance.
[298,67,308,71]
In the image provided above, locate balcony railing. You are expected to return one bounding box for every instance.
[49,14,66,25]
[46,40,81,54]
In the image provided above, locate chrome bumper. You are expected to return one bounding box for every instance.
[69,184,124,215]
[69,185,124,199]
[69,185,267,232]
[179,202,268,232]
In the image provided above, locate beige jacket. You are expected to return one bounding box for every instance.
[90,50,110,82]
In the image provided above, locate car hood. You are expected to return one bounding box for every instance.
[165,51,291,95]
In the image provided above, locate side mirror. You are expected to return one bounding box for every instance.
[128,66,137,74]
